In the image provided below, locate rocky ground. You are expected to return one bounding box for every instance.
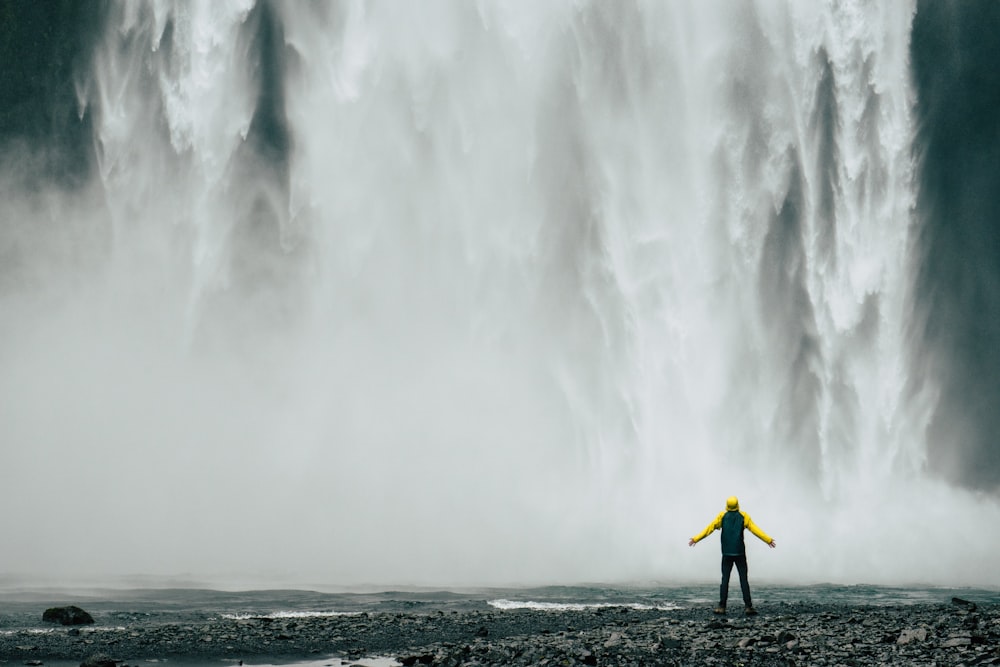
[0,598,997,666]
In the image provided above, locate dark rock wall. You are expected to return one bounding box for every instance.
[912,0,1000,491]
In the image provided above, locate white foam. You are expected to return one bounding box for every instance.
[221,610,359,620]
[0,628,55,636]
[488,599,679,612]
[0,626,131,637]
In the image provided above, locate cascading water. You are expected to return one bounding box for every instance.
[1,0,997,587]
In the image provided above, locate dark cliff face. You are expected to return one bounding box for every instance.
[0,0,105,187]
[912,0,1000,491]
[0,0,296,298]
[0,0,291,189]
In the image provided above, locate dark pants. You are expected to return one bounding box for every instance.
[720,554,752,608]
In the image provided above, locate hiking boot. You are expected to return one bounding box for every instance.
[744,606,758,616]
[713,606,726,614]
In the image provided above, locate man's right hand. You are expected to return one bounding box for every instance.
[688,538,696,547]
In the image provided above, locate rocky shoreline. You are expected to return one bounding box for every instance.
[1,598,996,666]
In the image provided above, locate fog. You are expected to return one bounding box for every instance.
[1,1,998,590]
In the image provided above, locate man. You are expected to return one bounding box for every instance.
[688,496,776,615]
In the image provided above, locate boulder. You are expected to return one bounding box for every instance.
[79,655,116,667]
[42,605,95,625]
[951,597,977,611]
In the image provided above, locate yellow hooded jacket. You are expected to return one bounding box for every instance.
[691,510,773,549]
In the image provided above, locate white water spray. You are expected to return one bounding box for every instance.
[0,0,996,588]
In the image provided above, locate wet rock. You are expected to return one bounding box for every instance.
[43,606,95,626]
[0,598,994,666]
[942,636,973,647]
[776,630,796,643]
[79,655,116,667]
[898,628,928,644]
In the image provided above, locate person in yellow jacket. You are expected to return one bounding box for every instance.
[689,496,776,615]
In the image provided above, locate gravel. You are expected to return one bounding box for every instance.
[1,598,996,666]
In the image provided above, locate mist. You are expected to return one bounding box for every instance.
[1,0,999,590]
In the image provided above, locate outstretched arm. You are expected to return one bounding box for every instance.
[744,513,775,547]
[689,512,725,546]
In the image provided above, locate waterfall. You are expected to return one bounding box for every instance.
[0,0,996,587]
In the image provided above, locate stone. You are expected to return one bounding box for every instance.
[941,637,973,647]
[0,597,991,667]
[777,630,796,643]
[43,606,95,626]
[897,628,928,644]
[79,655,116,667]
